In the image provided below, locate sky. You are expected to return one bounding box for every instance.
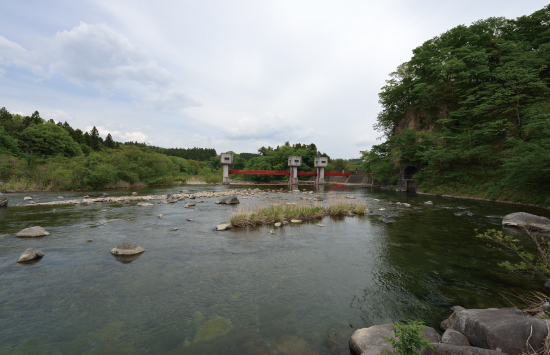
[0,1,548,159]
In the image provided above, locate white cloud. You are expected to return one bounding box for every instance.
[87,125,148,142]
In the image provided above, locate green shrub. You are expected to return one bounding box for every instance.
[384,321,433,355]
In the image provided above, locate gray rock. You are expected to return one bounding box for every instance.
[110,242,145,256]
[447,307,548,354]
[17,248,45,263]
[184,202,196,208]
[137,202,154,207]
[542,302,550,317]
[216,196,240,205]
[442,329,470,346]
[23,196,33,200]
[216,223,232,231]
[16,226,50,238]
[349,323,440,355]
[274,222,282,227]
[0,193,8,207]
[502,212,550,232]
[424,343,507,355]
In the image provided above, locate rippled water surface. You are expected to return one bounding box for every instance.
[1,185,549,354]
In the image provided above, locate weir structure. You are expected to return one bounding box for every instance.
[220,153,351,185]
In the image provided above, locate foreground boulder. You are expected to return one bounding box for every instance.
[0,193,8,207]
[17,248,45,263]
[16,226,50,238]
[424,343,505,355]
[502,212,550,232]
[445,307,549,354]
[349,323,440,355]
[110,242,145,256]
[215,196,240,205]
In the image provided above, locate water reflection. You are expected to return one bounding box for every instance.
[0,186,549,354]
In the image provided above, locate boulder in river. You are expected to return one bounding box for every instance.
[444,307,549,354]
[137,202,154,207]
[23,196,33,200]
[0,193,8,207]
[349,323,440,355]
[110,242,145,256]
[502,212,550,232]
[184,202,196,208]
[216,196,240,205]
[216,223,232,231]
[17,248,45,263]
[16,226,50,238]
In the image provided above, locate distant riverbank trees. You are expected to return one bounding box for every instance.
[362,5,550,206]
[0,107,207,191]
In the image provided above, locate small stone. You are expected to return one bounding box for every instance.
[187,218,195,222]
[16,226,50,238]
[171,228,178,231]
[290,219,302,223]
[17,248,45,263]
[543,302,550,317]
[185,202,196,208]
[83,195,90,198]
[424,201,433,205]
[269,230,274,234]
[316,224,324,227]
[110,242,145,256]
[137,202,154,207]
[379,208,385,211]
[23,196,33,200]
[57,196,64,199]
[274,222,282,227]
[157,214,164,218]
[345,195,355,199]
[373,199,380,201]
[132,192,138,196]
[87,239,93,242]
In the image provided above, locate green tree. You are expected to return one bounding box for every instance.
[18,123,83,157]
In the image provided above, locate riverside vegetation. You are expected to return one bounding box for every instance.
[361,5,550,207]
[230,200,367,227]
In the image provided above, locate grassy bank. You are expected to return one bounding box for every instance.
[230,201,367,227]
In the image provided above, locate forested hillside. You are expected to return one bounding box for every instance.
[362,5,550,206]
[0,107,219,190]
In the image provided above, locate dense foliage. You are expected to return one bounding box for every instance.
[157,147,217,161]
[363,5,550,205]
[0,107,211,190]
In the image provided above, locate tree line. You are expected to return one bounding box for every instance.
[362,5,550,206]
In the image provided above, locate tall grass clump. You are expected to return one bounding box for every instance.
[230,200,367,227]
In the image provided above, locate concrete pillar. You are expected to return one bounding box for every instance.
[292,167,299,186]
[222,165,229,185]
[316,167,325,185]
[314,157,328,185]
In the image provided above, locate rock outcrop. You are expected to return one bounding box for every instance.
[216,223,232,231]
[502,212,550,232]
[16,226,50,238]
[0,193,8,207]
[17,248,45,263]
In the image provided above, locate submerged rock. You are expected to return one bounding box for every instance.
[502,212,550,232]
[185,202,196,208]
[193,316,233,343]
[16,226,50,238]
[17,248,45,263]
[110,242,145,256]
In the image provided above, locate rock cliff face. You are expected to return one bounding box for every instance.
[392,106,445,136]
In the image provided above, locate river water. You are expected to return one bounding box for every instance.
[0,185,548,354]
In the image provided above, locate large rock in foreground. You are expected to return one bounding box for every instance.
[0,193,8,207]
[502,212,550,232]
[16,226,50,238]
[110,242,145,256]
[17,248,45,263]
[349,323,440,355]
[215,196,240,205]
[445,307,549,354]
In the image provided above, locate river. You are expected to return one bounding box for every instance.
[0,185,547,354]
